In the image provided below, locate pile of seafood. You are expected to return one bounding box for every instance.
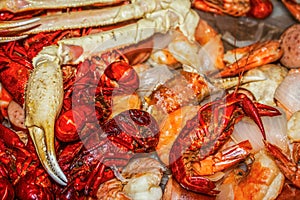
[1,0,300,199]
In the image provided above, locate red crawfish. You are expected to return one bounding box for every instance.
[169,89,281,195]
[0,123,54,200]
[55,59,139,143]
[192,0,273,19]
[53,59,150,199]
[54,109,160,199]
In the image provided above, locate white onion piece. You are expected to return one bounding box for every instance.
[167,33,223,73]
[232,107,288,153]
[167,34,202,70]
[197,35,224,73]
[136,65,173,98]
[275,69,300,115]
[287,110,300,142]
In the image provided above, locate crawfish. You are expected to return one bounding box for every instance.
[0,41,31,106]
[55,58,139,142]
[169,90,281,195]
[248,0,273,19]
[0,123,54,199]
[55,109,159,198]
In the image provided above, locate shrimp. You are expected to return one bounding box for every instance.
[93,157,164,200]
[219,150,285,200]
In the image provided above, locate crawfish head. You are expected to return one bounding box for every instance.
[99,60,140,96]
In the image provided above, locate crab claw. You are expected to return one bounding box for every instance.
[25,46,67,185]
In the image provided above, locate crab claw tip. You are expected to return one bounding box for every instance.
[28,126,67,185]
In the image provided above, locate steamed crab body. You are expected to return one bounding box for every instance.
[24,0,199,186]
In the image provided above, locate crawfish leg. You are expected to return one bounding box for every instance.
[171,156,219,195]
[264,141,300,188]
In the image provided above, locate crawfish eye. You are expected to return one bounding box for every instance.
[234,161,251,178]
[94,56,101,61]
[77,161,83,167]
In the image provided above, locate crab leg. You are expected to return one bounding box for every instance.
[25,0,199,185]
[0,35,28,42]
[21,0,169,35]
[0,0,126,12]
[1,0,176,39]
[0,17,40,42]
[0,17,40,30]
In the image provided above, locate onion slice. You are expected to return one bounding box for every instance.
[232,107,288,153]
[275,69,300,116]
